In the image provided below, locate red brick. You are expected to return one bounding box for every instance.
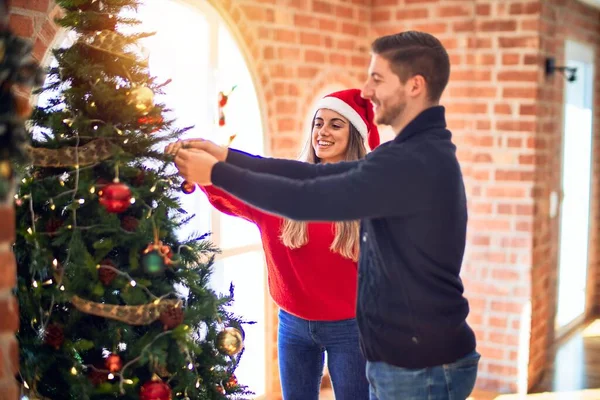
[0,207,15,244]
[9,0,50,12]
[0,297,19,333]
[396,8,429,19]
[8,14,34,37]
[0,252,16,291]
[438,5,471,18]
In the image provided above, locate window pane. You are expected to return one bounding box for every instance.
[212,251,266,396]
[215,23,264,249]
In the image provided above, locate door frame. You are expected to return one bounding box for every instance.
[554,39,595,340]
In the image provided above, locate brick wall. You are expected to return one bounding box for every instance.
[8,0,600,397]
[0,208,18,400]
[530,0,600,388]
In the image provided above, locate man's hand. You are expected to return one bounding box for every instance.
[165,139,228,162]
[174,149,219,186]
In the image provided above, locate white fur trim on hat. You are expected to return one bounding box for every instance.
[314,97,368,139]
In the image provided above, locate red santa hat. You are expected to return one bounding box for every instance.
[314,88,380,150]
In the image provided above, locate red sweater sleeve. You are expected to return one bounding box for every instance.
[199,184,257,223]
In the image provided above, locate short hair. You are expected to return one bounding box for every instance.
[371,31,450,102]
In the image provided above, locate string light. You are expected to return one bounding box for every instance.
[70,367,77,375]
[129,197,136,204]
[32,281,38,288]
[26,227,33,235]
[108,373,115,380]
[89,186,95,194]
[187,363,193,370]
[130,280,137,287]
[52,259,58,268]
[60,286,65,291]
[78,199,85,204]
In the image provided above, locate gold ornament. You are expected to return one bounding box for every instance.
[0,161,13,179]
[215,327,244,356]
[128,86,154,115]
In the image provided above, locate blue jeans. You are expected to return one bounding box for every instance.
[278,309,369,400]
[366,350,480,400]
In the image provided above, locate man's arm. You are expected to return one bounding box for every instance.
[211,147,433,221]
[226,149,359,179]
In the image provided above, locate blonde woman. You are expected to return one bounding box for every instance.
[176,89,379,400]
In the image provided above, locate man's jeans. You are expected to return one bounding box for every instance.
[366,350,480,400]
[278,309,369,400]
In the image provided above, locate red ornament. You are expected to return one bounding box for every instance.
[133,168,147,187]
[121,215,139,232]
[138,115,164,125]
[181,180,195,194]
[139,379,172,400]
[105,353,122,373]
[98,259,117,286]
[158,304,184,330]
[138,115,164,134]
[218,92,228,108]
[218,109,226,127]
[88,364,108,386]
[225,374,238,390]
[44,323,64,350]
[45,217,63,236]
[98,181,131,213]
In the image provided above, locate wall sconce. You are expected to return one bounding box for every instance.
[545,57,577,82]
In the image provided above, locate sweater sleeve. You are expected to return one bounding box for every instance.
[199,184,257,223]
[211,146,433,221]
[226,148,358,179]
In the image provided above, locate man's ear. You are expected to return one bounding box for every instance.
[408,75,427,99]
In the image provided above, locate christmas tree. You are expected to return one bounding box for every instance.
[13,0,251,399]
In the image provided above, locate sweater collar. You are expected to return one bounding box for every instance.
[394,105,447,143]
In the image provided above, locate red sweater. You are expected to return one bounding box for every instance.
[200,185,358,321]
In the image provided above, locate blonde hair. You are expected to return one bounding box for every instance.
[279,118,367,261]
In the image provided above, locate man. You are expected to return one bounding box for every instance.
[168,31,479,399]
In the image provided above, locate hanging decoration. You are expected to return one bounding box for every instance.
[98,180,131,213]
[70,295,181,325]
[26,138,115,168]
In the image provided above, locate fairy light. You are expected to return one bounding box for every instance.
[196,380,200,388]
[123,138,129,144]
[53,259,58,268]
[108,373,115,380]
[70,367,77,375]
[130,280,137,287]
[50,202,56,210]
[27,227,33,235]
[23,381,30,389]
[129,197,136,204]
[32,281,38,288]
[60,285,65,291]
[187,363,193,370]
[42,279,53,286]
[78,199,85,204]
[149,185,156,193]
[89,186,96,194]
[124,379,134,384]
